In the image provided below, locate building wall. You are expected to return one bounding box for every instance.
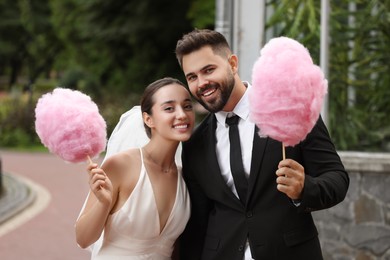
[314,152,390,260]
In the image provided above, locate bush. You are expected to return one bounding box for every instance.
[0,88,40,147]
[0,83,142,149]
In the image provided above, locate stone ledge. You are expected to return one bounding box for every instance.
[339,151,390,173]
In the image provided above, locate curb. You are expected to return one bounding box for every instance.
[0,173,36,224]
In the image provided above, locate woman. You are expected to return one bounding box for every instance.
[75,77,195,259]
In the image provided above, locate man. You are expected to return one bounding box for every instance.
[175,29,349,260]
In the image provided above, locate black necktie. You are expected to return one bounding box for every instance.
[226,115,248,204]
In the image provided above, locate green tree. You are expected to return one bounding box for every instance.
[0,0,63,89]
[329,0,390,151]
[187,0,215,29]
[266,0,390,151]
[19,0,63,86]
[0,0,214,147]
[0,0,29,88]
[50,0,194,97]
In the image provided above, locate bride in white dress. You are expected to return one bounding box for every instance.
[75,77,195,260]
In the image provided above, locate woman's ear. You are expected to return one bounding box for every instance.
[143,112,154,129]
[228,54,239,74]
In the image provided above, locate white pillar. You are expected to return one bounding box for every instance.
[231,0,265,83]
[348,2,356,108]
[320,0,330,126]
[215,0,234,45]
[215,0,265,83]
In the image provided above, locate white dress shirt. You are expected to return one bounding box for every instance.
[215,82,255,260]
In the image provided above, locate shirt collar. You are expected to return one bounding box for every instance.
[215,81,251,126]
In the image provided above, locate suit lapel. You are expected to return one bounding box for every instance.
[247,126,268,200]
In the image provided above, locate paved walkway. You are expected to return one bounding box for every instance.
[0,150,103,260]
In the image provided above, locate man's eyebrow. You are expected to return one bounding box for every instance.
[201,64,214,71]
[185,65,214,78]
[185,72,195,78]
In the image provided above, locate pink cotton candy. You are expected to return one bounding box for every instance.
[35,88,107,163]
[249,37,327,147]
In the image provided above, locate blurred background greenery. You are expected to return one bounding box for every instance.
[0,0,389,151]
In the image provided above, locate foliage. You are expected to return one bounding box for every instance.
[328,0,390,151]
[49,0,194,97]
[0,0,28,88]
[0,88,40,147]
[4,0,387,151]
[0,0,213,148]
[266,0,321,62]
[187,0,215,29]
[0,0,63,91]
[265,0,390,151]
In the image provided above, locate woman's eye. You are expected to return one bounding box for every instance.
[184,104,193,110]
[164,107,174,111]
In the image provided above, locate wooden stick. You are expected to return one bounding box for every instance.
[282,143,286,160]
[87,155,93,164]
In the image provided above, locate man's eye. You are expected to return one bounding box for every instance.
[205,68,214,74]
[164,107,174,111]
[187,75,196,82]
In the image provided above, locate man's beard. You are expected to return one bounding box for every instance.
[196,72,235,113]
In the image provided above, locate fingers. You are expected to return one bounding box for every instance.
[276,178,303,200]
[87,164,108,190]
[276,159,305,200]
[87,163,107,179]
[90,169,106,186]
[87,163,99,171]
[278,159,304,172]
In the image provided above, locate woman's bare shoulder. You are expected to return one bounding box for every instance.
[103,148,140,166]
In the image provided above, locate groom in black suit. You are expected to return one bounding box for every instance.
[175,29,349,260]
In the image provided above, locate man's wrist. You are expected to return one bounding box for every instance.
[291,199,302,207]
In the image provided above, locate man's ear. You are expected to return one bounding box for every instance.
[228,54,239,74]
[143,112,154,128]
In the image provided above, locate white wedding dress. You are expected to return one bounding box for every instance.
[91,149,190,259]
[78,106,188,260]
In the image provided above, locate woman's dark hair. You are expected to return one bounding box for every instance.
[175,29,231,68]
[140,77,186,138]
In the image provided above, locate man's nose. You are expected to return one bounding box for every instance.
[197,75,209,88]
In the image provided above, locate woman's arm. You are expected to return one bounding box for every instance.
[75,158,119,248]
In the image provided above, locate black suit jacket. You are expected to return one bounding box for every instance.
[180,114,349,260]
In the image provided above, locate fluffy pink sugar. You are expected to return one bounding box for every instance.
[261,36,313,64]
[54,116,106,163]
[249,37,327,146]
[250,99,309,146]
[35,88,107,163]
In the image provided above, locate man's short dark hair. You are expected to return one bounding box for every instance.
[175,29,231,67]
